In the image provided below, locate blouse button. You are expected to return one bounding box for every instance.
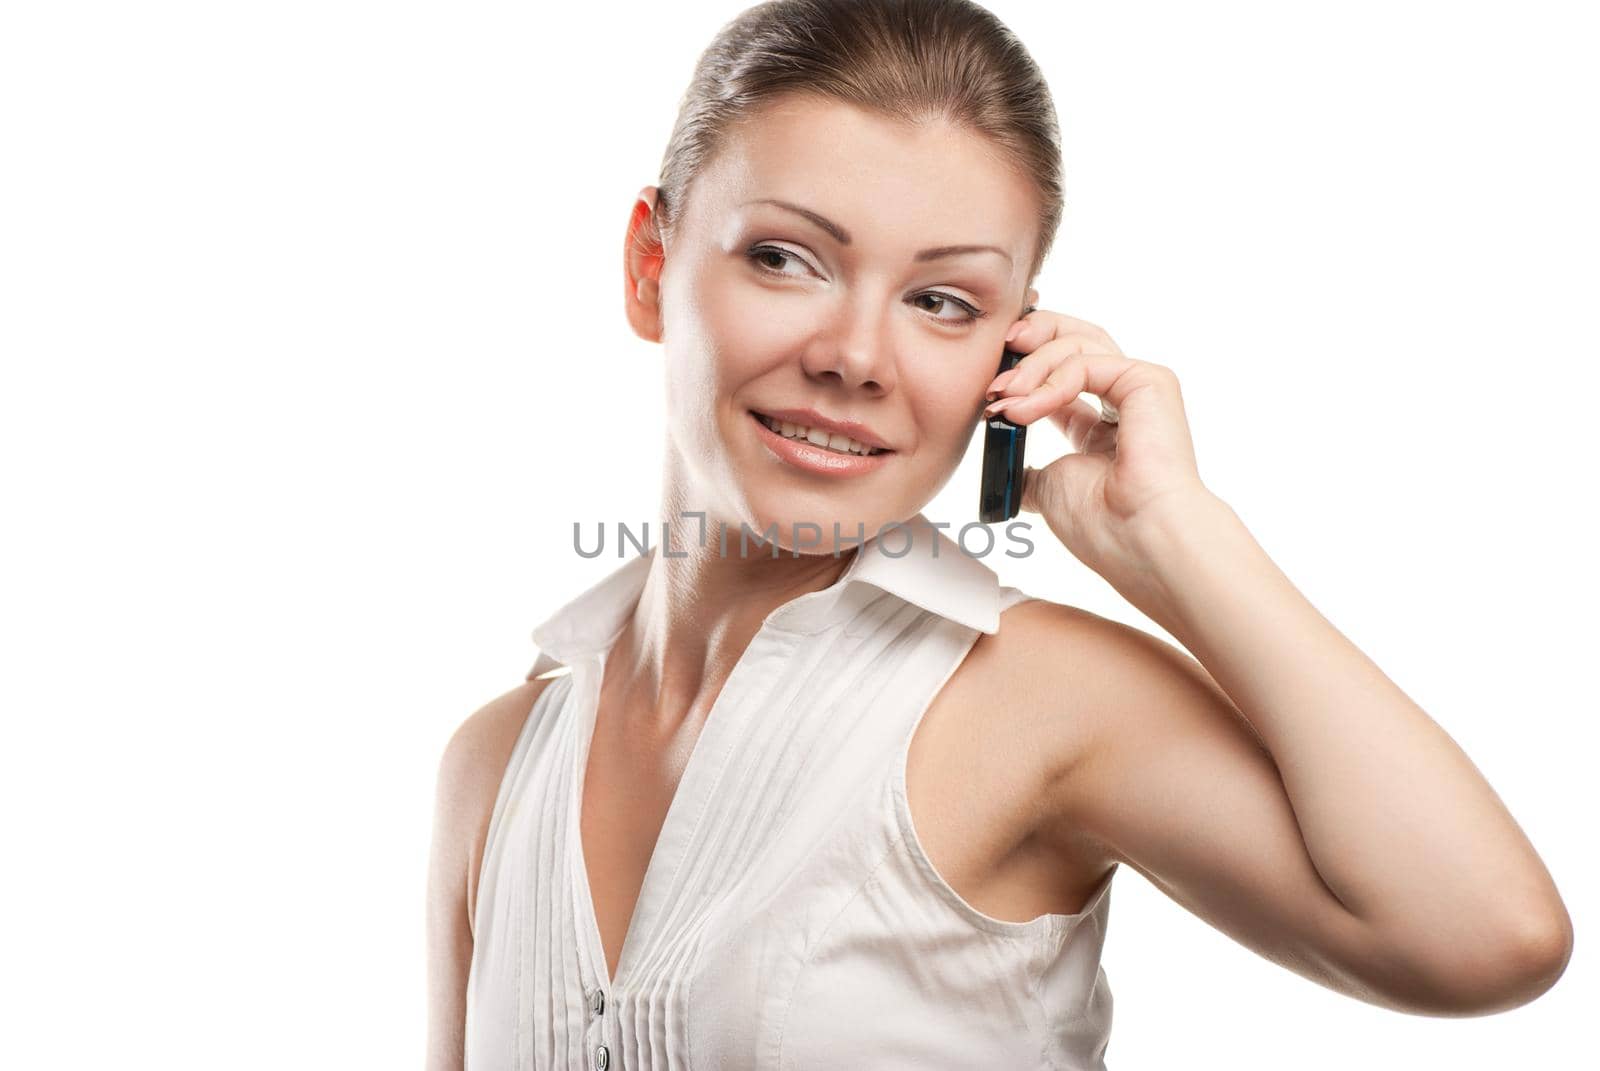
[589,987,606,1016]
[595,1044,610,1070]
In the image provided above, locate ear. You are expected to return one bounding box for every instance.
[624,186,667,343]
[1024,286,1039,314]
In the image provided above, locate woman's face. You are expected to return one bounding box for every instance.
[628,94,1040,552]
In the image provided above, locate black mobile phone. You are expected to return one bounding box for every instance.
[978,345,1028,524]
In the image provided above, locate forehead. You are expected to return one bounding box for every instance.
[692,95,1037,259]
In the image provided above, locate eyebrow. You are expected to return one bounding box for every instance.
[742,198,1013,266]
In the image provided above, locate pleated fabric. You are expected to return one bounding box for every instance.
[466,513,1118,1070]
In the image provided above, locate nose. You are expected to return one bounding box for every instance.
[798,298,897,394]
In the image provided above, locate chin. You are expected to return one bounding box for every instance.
[734,497,914,559]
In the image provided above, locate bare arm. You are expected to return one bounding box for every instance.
[1039,492,1572,1017]
[425,677,554,1070]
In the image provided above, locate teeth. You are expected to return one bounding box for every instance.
[758,413,883,456]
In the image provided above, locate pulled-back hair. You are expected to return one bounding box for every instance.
[651,0,1063,285]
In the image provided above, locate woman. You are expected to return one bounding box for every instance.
[427,1,1573,1067]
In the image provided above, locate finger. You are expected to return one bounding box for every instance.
[1002,305,1038,346]
[1011,310,1123,357]
[998,333,1111,397]
[992,339,1120,419]
[1083,413,1120,455]
[1041,396,1105,450]
[1054,361,1119,430]
[984,350,1152,427]
[984,375,1085,425]
[1019,463,1049,515]
[984,367,1020,401]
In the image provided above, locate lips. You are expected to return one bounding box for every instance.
[748,409,896,477]
[751,411,890,456]
[749,407,894,454]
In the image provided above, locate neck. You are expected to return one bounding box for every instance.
[606,498,862,736]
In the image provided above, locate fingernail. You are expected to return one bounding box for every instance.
[985,370,1018,400]
[984,396,1021,417]
[1004,321,1023,343]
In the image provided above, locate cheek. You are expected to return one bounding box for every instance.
[923,356,992,416]
[674,259,797,389]
[657,270,755,421]
[905,373,984,454]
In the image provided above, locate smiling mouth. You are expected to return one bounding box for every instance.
[750,410,892,456]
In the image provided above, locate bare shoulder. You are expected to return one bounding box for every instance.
[991,593,1236,760]
[973,596,1235,863]
[426,672,562,1069]
[966,595,1130,775]
[433,673,564,931]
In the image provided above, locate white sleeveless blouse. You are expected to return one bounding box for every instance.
[467,514,1118,1070]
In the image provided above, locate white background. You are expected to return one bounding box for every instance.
[2,1,1595,1067]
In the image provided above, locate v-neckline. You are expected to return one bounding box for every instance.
[565,545,876,994]
[569,624,782,994]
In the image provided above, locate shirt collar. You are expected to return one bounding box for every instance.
[527,512,1003,679]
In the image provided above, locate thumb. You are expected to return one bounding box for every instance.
[1019,464,1051,515]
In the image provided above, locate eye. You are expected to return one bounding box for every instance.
[746,244,987,326]
[746,244,814,278]
[912,291,985,325]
